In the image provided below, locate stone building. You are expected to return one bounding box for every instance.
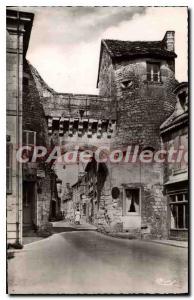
[160,82,188,240]
[87,32,178,238]
[71,162,99,224]
[62,183,73,221]
[6,9,57,245]
[28,30,180,239]
[6,10,34,244]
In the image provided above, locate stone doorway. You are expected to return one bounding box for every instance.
[23,181,36,234]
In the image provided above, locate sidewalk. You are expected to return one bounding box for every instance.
[149,239,188,248]
[100,231,188,248]
[22,229,46,245]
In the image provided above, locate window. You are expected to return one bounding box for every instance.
[23,130,36,147]
[180,134,188,169]
[178,91,188,112]
[82,203,86,215]
[121,80,133,89]
[23,130,36,160]
[124,188,140,215]
[147,62,161,82]
[6,142,13,194]
[169,192,188,230]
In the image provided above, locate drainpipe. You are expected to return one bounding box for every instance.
[16,10,21,244]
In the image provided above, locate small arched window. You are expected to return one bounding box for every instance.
[121,80,133,89]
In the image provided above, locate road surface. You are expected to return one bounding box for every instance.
[8,231,188,294]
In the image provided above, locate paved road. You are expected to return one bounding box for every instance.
[8,231,188,294]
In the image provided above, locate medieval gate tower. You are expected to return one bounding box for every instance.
[29,31,178,238]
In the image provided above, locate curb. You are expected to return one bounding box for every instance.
[148,240,188,249]
[97,231,188,248]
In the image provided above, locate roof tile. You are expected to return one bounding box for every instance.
[103,39,177,59]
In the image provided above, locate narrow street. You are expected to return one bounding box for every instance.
[8,230,188,294]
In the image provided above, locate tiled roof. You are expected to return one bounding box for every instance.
[103,39,177,59]
[160,111,188,133]
[160,82,188,133]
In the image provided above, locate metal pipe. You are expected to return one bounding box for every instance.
[16,10,21,243]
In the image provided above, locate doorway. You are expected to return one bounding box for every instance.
[122,187,141,230]
[23,181,35,231]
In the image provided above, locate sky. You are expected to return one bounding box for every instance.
[14,6,188,94]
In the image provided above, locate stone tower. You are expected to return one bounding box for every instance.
[97,31,178,150]
[94,31,179,238]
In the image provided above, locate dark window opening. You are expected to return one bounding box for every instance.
[125,188,140,215]
[102,120,109,133]
[64,121,69,133]
[52,120,59,131]
[92,121,98,134]
[83,121,88,135]
[73,120,79,133]
[82,203,86,215]
[121,80,133,89]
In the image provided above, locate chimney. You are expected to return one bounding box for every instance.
[163,31,175,52]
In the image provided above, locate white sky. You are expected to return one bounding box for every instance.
[16,6,188,94]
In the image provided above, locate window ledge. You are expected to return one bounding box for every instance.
[144,81,163,85]
[173,168,188,175]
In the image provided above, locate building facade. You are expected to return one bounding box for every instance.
[6,10,34,244]
[7,10,58,244]
[160,82,188,240]
[86,31,178,239]
[61,183,73,221]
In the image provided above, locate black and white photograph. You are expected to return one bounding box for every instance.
[5,5,189,295]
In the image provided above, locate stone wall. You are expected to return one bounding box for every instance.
[97,46,117,118]
[29,63,117,149]
[95,161,168,239]
[113,59,178,149]
[23,60,53,233]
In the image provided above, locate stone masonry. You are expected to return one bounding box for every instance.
[9,25,180,240]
